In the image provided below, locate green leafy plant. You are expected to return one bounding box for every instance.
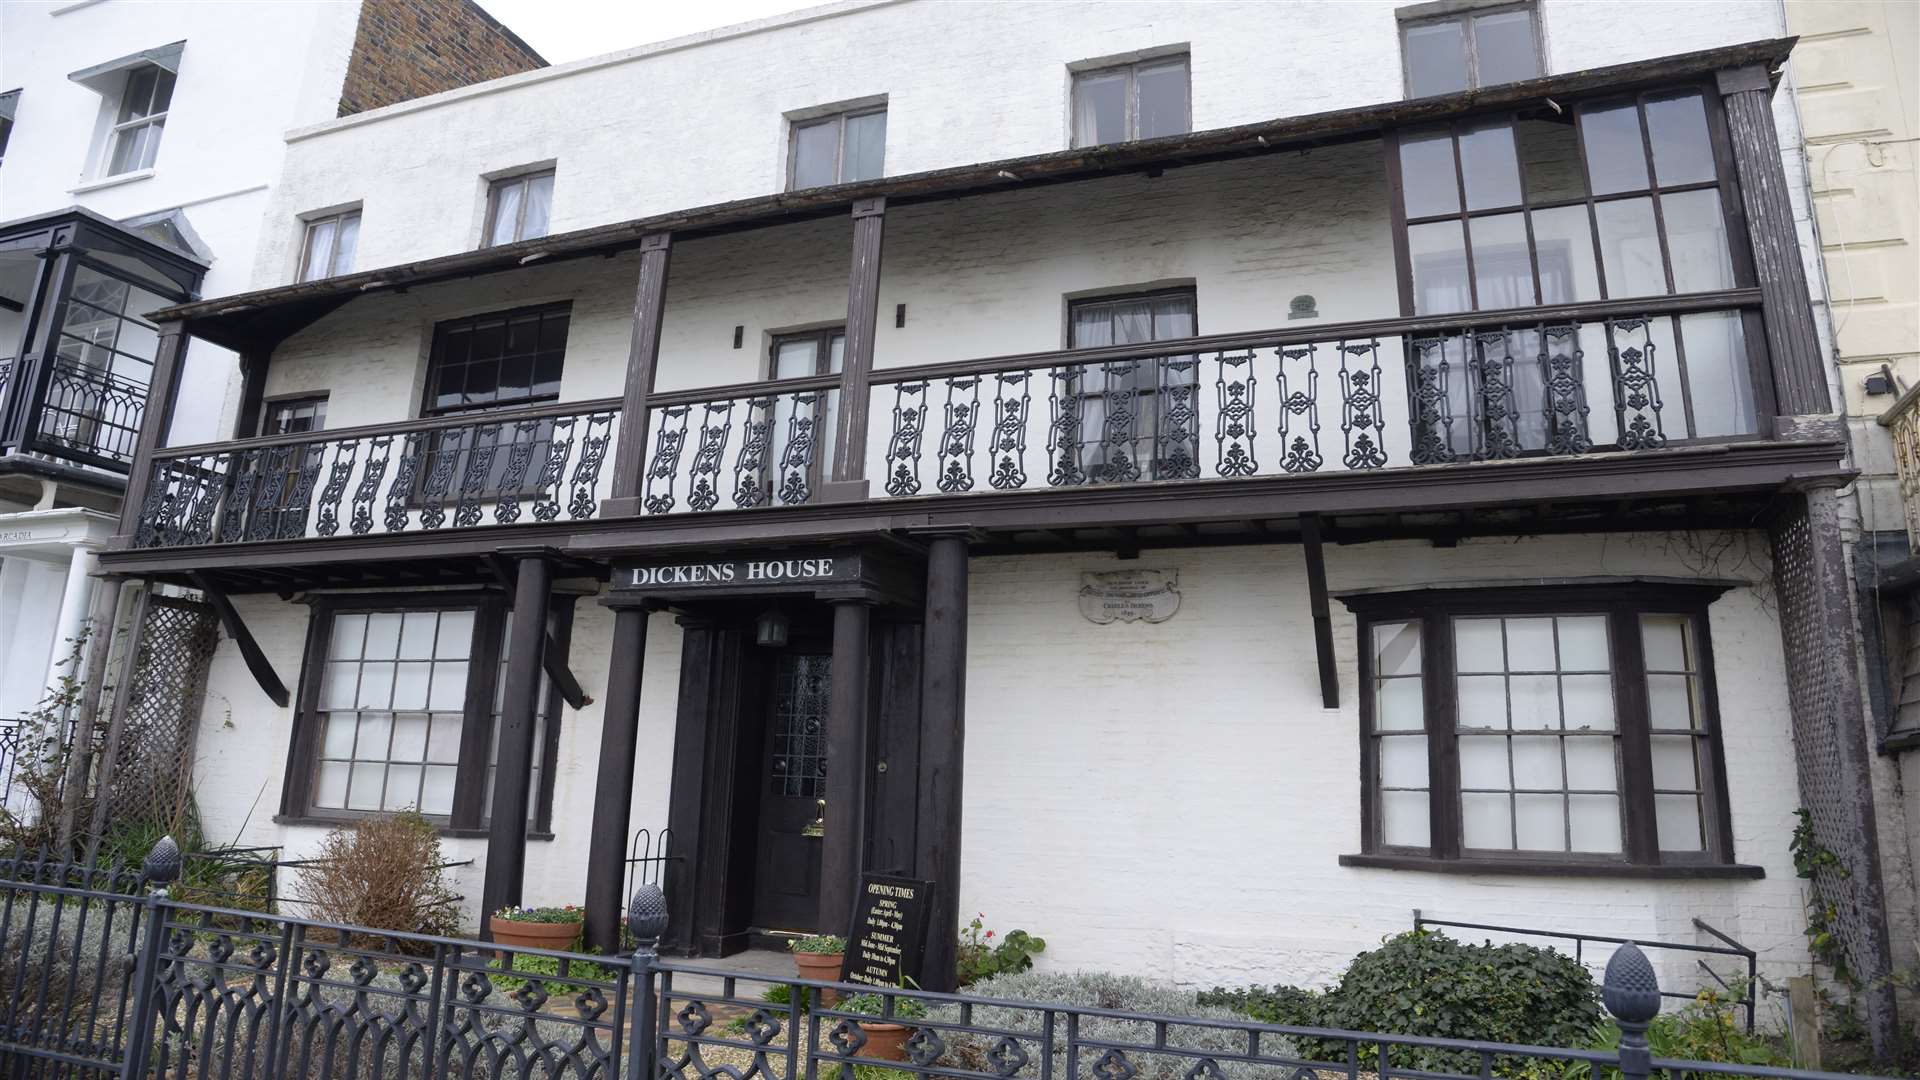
[956,914,1046,987]
[1203,930,1600,1073]
[489,947,618,995]
[1790,808,1856,988]
[493,904,584,924]
[791,933,847,954]
[842,992,930,1022]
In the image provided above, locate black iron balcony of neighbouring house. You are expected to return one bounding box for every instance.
[0,208,206,487]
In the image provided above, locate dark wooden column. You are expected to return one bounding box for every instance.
[583,603,650,952]
[823,198,886,502]
[819,597,873,932]
[916,533,968,990]
[232,351,269,439]
[113,322,190,545]
[605,232,674,516]
[1716,65,1829,417]
[480,554,552,931]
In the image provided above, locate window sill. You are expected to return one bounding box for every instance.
[70,168,155,195]
[1338,852,1764,879]
[273,814,554,843]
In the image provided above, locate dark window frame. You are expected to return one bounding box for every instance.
[786,106,889,190]
[281,590,569,836]
[1398,1,1543,98]
[261,393,329,437]
[1065,285,1201,480]
[761,326,845,499]
[420,301,572,419]
[1384,82,1775,444]
[482,169,556,248]
[1070,53,1192,148]
[1344,583,1740,873]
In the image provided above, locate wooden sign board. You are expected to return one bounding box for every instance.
[841,873,932,988]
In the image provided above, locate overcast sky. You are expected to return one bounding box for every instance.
[479,0,832,64]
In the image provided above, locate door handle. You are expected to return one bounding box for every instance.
[802,798,826,837]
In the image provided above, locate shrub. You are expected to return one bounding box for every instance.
[291,811,459,944]
[951,970,1294,1080]
[956,914,1046,987]
[1204,931,1601,1074]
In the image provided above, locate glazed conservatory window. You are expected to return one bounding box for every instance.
[789,107,887,189]
[1354,586,1735,868]
[1072,54,1190,147]
[1400,3,1540,98]
[1393,88,1759,441]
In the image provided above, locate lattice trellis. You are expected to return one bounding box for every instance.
[1770,490,1898,1054]
[98,594,219,831]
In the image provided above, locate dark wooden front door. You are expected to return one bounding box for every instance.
[751,652,830,932]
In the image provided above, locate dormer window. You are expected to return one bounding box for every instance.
[69,42,184,180]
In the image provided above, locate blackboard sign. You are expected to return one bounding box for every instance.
[841,873,932,988]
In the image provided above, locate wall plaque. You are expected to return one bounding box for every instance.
[1078,569,1181,624]
[841,873,932,988]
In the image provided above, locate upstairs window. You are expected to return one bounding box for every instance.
[1400,2,1541,98]
[1350,585,1738,870]
[483,169,554,247]
[298,210,361,282]
[789,107,887,189]
[106,64,174,175]
[262,395,328,436]
[1066,288,1198,481]
[423,302,570,416]
[1072,54,1190,147]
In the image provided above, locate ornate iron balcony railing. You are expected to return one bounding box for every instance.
[0,356,149,471]
[1879,380,1920,551]
[131,399,620,548]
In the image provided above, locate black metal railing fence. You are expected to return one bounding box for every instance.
[0,838,1888,1080]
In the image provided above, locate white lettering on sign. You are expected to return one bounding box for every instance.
[626,557,837,588]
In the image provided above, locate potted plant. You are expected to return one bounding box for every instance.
[841,992,928,1062]
[788,933,847,1003]
[490,904,584,952]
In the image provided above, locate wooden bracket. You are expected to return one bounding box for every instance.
[189,572,291,708]
[487,553,589,709]
[1301,514,1339,710]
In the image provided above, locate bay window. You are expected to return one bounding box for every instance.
[1345,584,1749,873]
[287,594,566,833]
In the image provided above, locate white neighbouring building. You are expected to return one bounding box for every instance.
[0,0,544,809]
[77,0,1914,1057]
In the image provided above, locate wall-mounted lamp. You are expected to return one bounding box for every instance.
[755,607,791,648]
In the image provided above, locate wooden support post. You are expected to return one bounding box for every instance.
[605,232,674,516]
[584,604,650,953]
[916,533,968,991]
[114,322,190,545]
[1301,514,1339,709]
[85,583,152,862]
[1716,65,1829,416]
[481,554,552,930]
[189,572,290,707]
[819,598,873,934]
[233,351,269,439]
[823,198,886,502]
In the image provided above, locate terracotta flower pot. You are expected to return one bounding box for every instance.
[793,949,844,1005]
[489,916,581,953]
[856,1021,911,1062]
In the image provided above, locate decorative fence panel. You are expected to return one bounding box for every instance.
[0,839,1887,1080]
[94,595,218,833]
[131,400,620,549]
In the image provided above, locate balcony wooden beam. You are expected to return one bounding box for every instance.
[1300,514,1339,709]
[605,231,673,516]
[824,198,887,503]
[188,571,290,707]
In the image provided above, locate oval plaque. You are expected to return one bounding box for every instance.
[1078,569,1180,624]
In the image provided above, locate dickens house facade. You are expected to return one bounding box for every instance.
[85,0,1910,1043]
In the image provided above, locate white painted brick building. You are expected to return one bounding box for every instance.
[78,0,1911,1050]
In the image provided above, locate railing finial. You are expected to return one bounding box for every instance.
[1603,942,1660,1080]
[627,882,668,948]
[141,835,182,886]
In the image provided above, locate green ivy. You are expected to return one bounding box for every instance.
[1790,808,1856,988]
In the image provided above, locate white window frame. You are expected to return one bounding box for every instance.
[482,168,556,248]
[103,63,173,176]
[297,209,362,282]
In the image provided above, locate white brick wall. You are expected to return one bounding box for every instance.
[247,0,1795,292]
[193,530,1814,1007]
